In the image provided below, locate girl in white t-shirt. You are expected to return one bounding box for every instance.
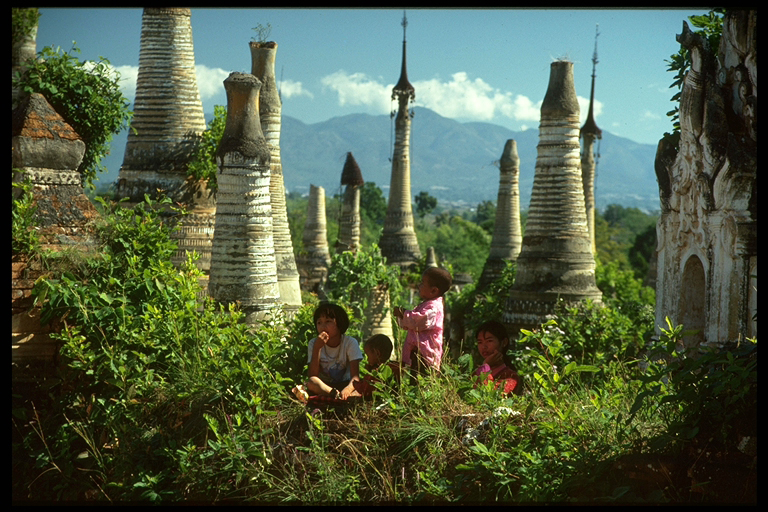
[305,303,362,400]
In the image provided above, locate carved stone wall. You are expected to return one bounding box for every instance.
[654,10,757,347]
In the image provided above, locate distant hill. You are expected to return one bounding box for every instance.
[98,106,661,212]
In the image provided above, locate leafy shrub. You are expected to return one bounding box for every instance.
[12,171,40,257]
[628,319,757,451]
[187,105,226,191]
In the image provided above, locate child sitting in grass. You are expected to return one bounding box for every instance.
[393,267,452,375]
[294,302,362,402]
[352,334,399,397]
[474,320,523,396]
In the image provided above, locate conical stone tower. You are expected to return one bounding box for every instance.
[503,60,602,334]
[250,41,302,312]
[479,139,523,290]
[208,72,278,325]
[336,152,364,254]
[379,12,421,268]
[299,185,332,291]
[116,8,214,284]
[580,25,602,255]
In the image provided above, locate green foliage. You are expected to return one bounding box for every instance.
[187,105,227,191]
[13,44,133,190]
[12,171,41,257]
[595,204,658,278]
[414,191,438,218]
[628,319,757,451]
[664,9,726,142]
[12,7,40,46]
[417,215,491,279]
[326,244,403,339]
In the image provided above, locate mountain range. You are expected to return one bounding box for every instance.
[99,106,662,212]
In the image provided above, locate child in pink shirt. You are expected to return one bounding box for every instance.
[393,267,452,373]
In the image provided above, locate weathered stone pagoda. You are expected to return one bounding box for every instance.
[336,152,364,254]
[654,10,756,348]
[250,41,302,312]
[503,60,602,334]
[580,25,602,255]
[116,8,214,284]
[12,93,98,377]
[478,139,523,290]
[379,12,421,268]
[208,72,279,324]
[298,185,332,292]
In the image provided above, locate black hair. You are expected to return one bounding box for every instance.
[423,267,453,296]
[364,334,393,362]
[313,302,350,334]
[475,320,516,369]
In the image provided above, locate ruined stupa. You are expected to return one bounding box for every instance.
[298,185,332,291]
[116,8,214,286]
[654,11,757,348]
[12,93,99,377]
[580,25,602,255]
[208,72,279,324]
[336,152,365,254]
[503,60,602,334]
[250,40,302,312]
[478,139,523,290]
[379,12,421,268]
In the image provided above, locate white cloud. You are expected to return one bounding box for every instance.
[642,109,661,120]
[195,64,230,100]
[321,70,392,113]
[280,79,313,99]
[321,69,547,125]
[113,64,138,102]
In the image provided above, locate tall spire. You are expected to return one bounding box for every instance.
[393,10,415,102]
[580,24,602,254]
[504,60,602,335]
[380,10,421,267]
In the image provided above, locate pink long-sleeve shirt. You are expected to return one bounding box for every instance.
[398,296,444,369]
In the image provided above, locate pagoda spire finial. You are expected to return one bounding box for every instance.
[581,24,601,138]
[393,10,415,102]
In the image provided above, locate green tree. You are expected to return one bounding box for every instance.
[360,182,387,226]
[474,200,496,234]
[414,191,438,218]
[13,44,133,190]
[187,105,227,191]
[12,8,40,47]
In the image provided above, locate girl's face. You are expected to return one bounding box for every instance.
[316,314,340,340]
[418,274,440,300]
[477,330,508,360]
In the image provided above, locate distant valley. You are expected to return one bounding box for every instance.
[99,106,662,212]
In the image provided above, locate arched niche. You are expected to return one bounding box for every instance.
[679,254,707,349]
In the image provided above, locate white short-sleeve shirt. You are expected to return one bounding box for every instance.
[307,335,363,384]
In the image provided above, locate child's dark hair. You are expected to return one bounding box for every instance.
[423,267,453,296]
[475,320,516,369]
[313,302,350,334]
[365,334,393,362]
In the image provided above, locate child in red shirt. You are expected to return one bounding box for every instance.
[474,320,523,396]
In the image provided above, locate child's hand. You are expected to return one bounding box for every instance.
[393,307,404,319]
[316,331,330,349]
[483,349,504,368]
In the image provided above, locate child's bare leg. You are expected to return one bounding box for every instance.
[307,376,335,396]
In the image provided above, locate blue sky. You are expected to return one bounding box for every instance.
[35,8,706,173]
